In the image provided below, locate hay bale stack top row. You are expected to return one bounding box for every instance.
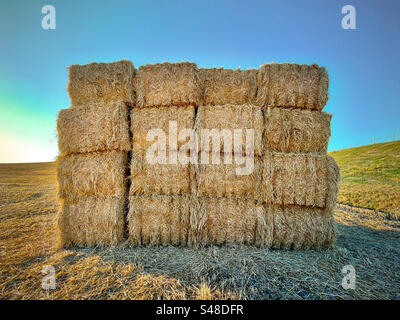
[57,59,339,249]
[65,60,329,109]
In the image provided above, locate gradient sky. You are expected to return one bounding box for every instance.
[0,0,399,162]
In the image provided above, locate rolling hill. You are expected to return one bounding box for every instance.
[330,140,400,218]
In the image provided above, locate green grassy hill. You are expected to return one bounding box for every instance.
[330,140,400,216]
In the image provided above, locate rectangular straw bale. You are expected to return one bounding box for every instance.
[262,152,340,208]
[195,154,262,200]
[131,106,195,152]
[57,196,125,247]
[193,197,272,247]
[264,107,331,153]
[57,151,128,200]
[135,62,202,107]
[256,63,329,110]
[200,68,258,105]
[128,195,192,246]
[130,150,191,196]
[67,60,135,106]
[269,205,336,249]
[57,102,131,155]
[195,104,263,156]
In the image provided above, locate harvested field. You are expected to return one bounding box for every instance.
[262,153,340,208]
[57,102,131,155]
[200,68,258,105]
[128,195,192,246]
[195,153,262,200]
[195,104,263,156]
[256,63,329,110]
[131,106,195,152]
[57,151,128,200]
[264,107,331,153]
[67,60,135,106]
[130,150,192,196]
[58,196,125,247]
[1,162,399,299]
[135,62,202,108]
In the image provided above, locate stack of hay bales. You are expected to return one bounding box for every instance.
[57,60,134,246]
[56,59,340,250]
[257,63,340,249]
[194,68,270,247]
[128,62,201,245]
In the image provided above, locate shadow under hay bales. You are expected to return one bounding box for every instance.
[58,219,399,300]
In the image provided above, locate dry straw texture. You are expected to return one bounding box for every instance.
[131,106,195,152]
[57,102,131,155]
[262,152,340,208]
[269,205,336,249]
[130,150,192,196]
[195,104,263,156]
[135,62,202,108]
[67,60,135,106]
[256,63,329,110]
[200,68,258,105]
[195,154,262,200]
[57,151,128,200]
[264,107,331,153]
[193,197,272,247]
[58,196,125,247]
[128,195,192,246]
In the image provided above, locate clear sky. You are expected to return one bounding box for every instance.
[0,0,399,163]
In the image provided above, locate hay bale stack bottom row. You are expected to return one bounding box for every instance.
[57,59,340,249]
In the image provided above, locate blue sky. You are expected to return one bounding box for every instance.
[0,0,399,162]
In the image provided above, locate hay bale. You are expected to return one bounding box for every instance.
[135,62,202,107]
[57,151,128,200]
[130,150,192,196]
[200,68,258,105]
[264,107,331,153]
[269,205,336,249]
[67,60,135,106]
[131,106,195,152]
[195,104,263,156]
[128,195,192,246]
[193,197,272,247]
[57,102,131,155]
[262,152,340,208]
[195,154,262,200]
[57,196,125,247]
[256,63,329,110]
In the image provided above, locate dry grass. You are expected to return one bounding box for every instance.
[195,104,264,156]
[67,60,135,106]
[195,154,263,200]
[1,162,399,300]
[200,68,258,105]
[128,195,192,246]
[256,63,329,110]
[262,153,340,208]
[270,205,336,250]
[194,197,271,247]
[264,107,331,153]
[135,62,202,108]
[131,106,195,152]
[57,151,128,200]
[130,150,192,196]
[57,102,131,155]
[58,196,125,247]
